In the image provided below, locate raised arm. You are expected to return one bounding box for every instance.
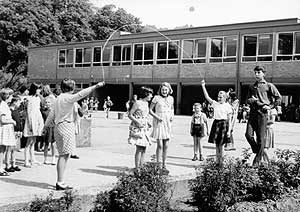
[69,81,105,103]
[201,80,213,104]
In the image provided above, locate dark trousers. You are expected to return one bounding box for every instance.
[245,110,268,153]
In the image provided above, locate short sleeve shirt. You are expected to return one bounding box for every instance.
[212,100,232,120]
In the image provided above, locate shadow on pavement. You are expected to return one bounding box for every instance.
[166,162,198,169]
[96,165,129,172]
[79,168,120,176]
[168,155,192,160]
[0,178,53,189]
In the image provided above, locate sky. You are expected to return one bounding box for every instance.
[90,0,300,29]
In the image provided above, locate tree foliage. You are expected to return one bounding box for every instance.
[0,0,143,89]
[90,4,143,40]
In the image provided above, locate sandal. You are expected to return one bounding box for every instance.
[0,171,9,176]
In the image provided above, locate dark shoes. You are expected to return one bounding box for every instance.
[192,155,198,161]
[0,171,9,176]
[70,155,80,159]
[192,155,204,161]
[56,183,73,191]
[4,166,21,173]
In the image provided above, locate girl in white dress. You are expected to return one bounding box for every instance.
[23,83,44,167]
[0,88,16,176]
[128,87,153,168]
[149,82,174,173]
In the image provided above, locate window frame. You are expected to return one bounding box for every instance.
[181,38,207,64]
[112,43,132,66]
[58,49,74,68]
[242,33,274,63]
[276,31,300,61]
[209,35,238,63]
[75,47,92,67]
[133,42,154,65]
[156,40,179,64]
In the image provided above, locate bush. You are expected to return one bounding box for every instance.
[22,190,80,212]
[90,162,172,212]
[273,149,300,189]
[189,150,291,212]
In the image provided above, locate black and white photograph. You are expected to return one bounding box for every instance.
[1,0,300,211]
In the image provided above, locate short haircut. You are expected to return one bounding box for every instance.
[28,83,41,96]
[61,78,75,93]
[253,65,266,73]
[139,86,153,98]
[193,102,202,108]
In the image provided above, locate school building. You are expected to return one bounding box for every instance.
[28,18,300,114]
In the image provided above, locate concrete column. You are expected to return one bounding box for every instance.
[129,82,134,99]
[176,82,182,115]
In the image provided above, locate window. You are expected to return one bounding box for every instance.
[112,44,132,66]
[210,38,223,62]
[209,36,237,63]
[93,46,111,66]
[277,32,300,61]
[75,48,91,67]
[157,41,179,64]
[133,43,154,65]
[182,39,207,63]
[242,34,273,62]
[58,49,73,68]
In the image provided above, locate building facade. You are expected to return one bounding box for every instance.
[28,18,300,114]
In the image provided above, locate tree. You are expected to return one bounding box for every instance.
[0,1,143,89]
[90,4,143,40]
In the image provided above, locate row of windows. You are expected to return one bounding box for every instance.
[58,31,300,68]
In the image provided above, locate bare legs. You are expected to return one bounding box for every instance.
[57,154,70,184]
[135,146,146,168]
[24,136,39,166]
[156,139,169,168]
[193,136,203,160]
[44,142,56,164]
[216,143,224,166]
[0,145,6,172]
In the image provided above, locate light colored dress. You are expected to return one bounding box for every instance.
[128,100,152,147]
[265,108,277,148]
[0,101,16,146]
[23,96,44,137]
[151,95,174,140]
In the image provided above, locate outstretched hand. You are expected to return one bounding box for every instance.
[201,79,205,86]
[97,81,105,88]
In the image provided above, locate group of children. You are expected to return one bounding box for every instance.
[0,84,58,176]
[126,80,238,170]
[128,66,281,169]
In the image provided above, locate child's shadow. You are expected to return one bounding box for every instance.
[80,165,129,177]
[0,178,53,190]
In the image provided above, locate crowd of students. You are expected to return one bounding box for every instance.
[0,65,282,189]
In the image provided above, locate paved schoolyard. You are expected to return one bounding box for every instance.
[0,111,300,207]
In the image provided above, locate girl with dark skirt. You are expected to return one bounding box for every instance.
[201,80,232,166]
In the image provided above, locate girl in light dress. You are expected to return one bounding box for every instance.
[0,88,16,176]
[201,80,233,166]
[263,108,277,163]
[190,103,209,161]
[149,82,174,173]
[23,83,44,167]
[128,87,153,169]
